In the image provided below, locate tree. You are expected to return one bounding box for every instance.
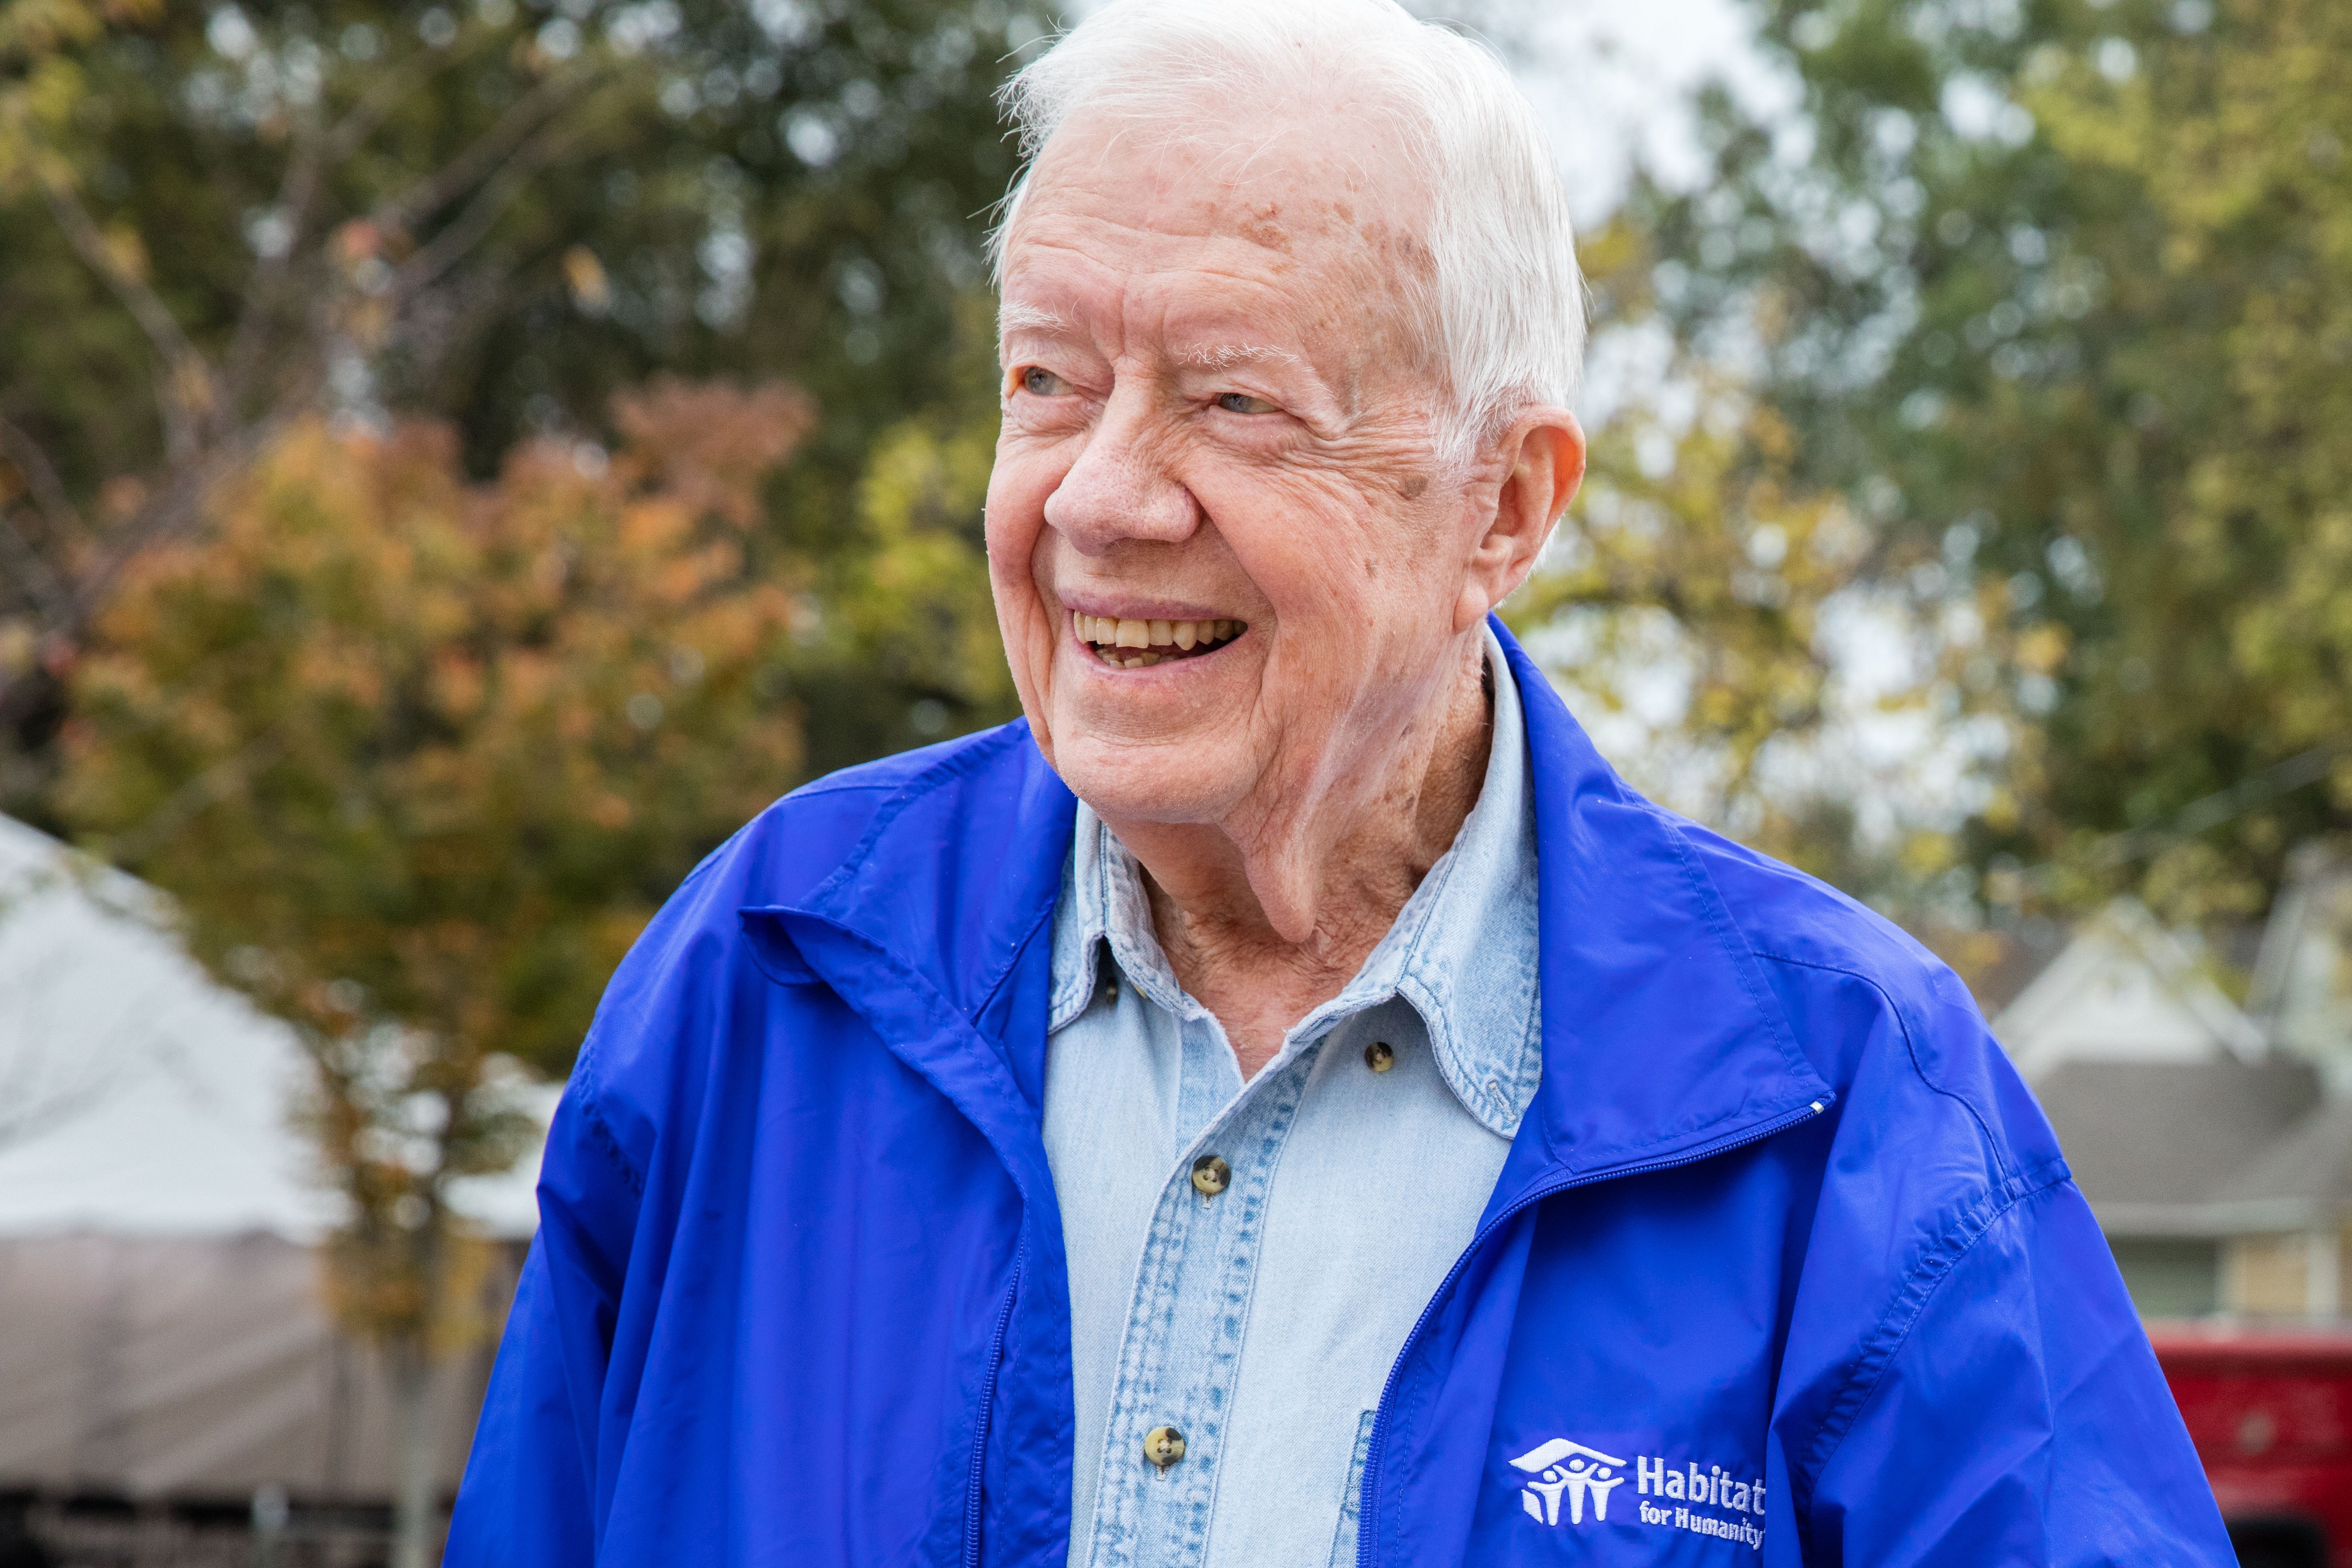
[57,381,812,1567]
[1626,0,2352,928]
[1503,220,1974,917]
[1,0,1052,816]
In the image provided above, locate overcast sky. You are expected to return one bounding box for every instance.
[1483,0,1785,222]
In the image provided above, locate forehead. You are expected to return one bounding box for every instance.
[999,109,1433,364]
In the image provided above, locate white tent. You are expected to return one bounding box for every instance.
[0,813,550,1240]
[0,814,553,1508]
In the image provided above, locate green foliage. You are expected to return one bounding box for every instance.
[60,388,811,1083]
[1634,0,2352,922]
[0,0,1047,807]
[779,295,1021,775]
[1505,219,1967,906]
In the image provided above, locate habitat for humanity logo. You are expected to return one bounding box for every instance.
[1508,1440,1766,1550]
[1506,1439,1625,1524]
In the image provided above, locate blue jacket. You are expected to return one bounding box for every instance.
[447,625,2229,1567]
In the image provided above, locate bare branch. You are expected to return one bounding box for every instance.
[220,38,501,404]
[321,45,464,167]
[40,177,222,459]
[372,65,598,240]
[0,508,73,624]
[70,413,287,624]
[0,416,81,625]
[221,123,329,412]
[101,725,289,866]
[0,414,83,545]
[391,104,605,302]
[0,412,287,724]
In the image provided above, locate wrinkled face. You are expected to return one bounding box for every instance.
[988,110,1499,831]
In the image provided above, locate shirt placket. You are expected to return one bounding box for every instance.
[1084,1018,1320,1568]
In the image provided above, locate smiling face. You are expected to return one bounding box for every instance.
[988,108,1513,842]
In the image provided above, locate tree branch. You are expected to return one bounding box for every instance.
[102,725,289,866]
[0,414,83,546]
[321,44,466,168]
[70,414,286,626]
[0,412,286,725]
[0,508,72,624]
[221,120,330,415]
[40,177,224,459]
[371,65,597,241]
[0,416,81,626]
[391,104,605,302]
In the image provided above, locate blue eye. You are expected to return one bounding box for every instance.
[1020,367,1069,395]
[1217,392,1276,414]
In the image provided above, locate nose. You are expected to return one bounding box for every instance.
[1042,385,1201,553]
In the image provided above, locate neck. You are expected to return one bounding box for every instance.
[1104,633,1494,1078]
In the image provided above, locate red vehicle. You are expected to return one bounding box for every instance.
[2150,1324,2352,1568]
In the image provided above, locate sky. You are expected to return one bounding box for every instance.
[1481,0,1785,224]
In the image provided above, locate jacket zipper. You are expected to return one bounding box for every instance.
[963,1248,1025,1568]
[1354,1095,1833,1568]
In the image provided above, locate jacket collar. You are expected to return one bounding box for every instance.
[1488,624,1828,1213]
[742,618,1826,1204]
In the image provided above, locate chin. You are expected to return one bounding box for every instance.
[1049,730,1246,827]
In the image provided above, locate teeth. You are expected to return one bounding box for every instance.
[1075,612,1247,663]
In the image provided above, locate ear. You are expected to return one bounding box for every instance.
[1454,407,1585,634]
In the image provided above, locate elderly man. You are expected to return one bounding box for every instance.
[448,2,2230,1564]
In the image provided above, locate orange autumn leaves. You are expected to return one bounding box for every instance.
[60,380,812,1079]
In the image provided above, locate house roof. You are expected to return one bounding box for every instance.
[1991,887,2352,1238]
[1992,898,2265,1079]
[2036,1057,2322,1234]
[2209,1097,2352,1215]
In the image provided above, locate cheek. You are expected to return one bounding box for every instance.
[983,453,1074,711]
[984,450,1060,596]
[1211,482,1445,640]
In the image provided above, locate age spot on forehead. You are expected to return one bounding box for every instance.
[1395,472,1429,500]
[1238,200,1291,254]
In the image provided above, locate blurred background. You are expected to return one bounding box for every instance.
[0,0,2346,1562]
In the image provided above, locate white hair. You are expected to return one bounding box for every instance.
[990,0,1585,463]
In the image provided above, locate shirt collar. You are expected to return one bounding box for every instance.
[1048,626,1543,1137]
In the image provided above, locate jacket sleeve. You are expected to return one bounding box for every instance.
[1799,1170,2234,1566]
[444,1076,643,1567]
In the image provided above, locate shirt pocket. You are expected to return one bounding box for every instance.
[1327,1409,1377,1568]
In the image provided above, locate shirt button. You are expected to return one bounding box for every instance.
[1190,1154,1230,1197]
[1364,1040,1395,1073]
[1144,1425,1187,1469]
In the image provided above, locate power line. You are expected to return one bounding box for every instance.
[2017,747,2340,892]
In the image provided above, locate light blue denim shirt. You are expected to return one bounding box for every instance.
[1042,628,1543,1568]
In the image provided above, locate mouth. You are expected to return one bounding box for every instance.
[1070,611,1248,670]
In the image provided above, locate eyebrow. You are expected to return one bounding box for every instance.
[997,303,1074,337]
[1174,343,1300,370]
